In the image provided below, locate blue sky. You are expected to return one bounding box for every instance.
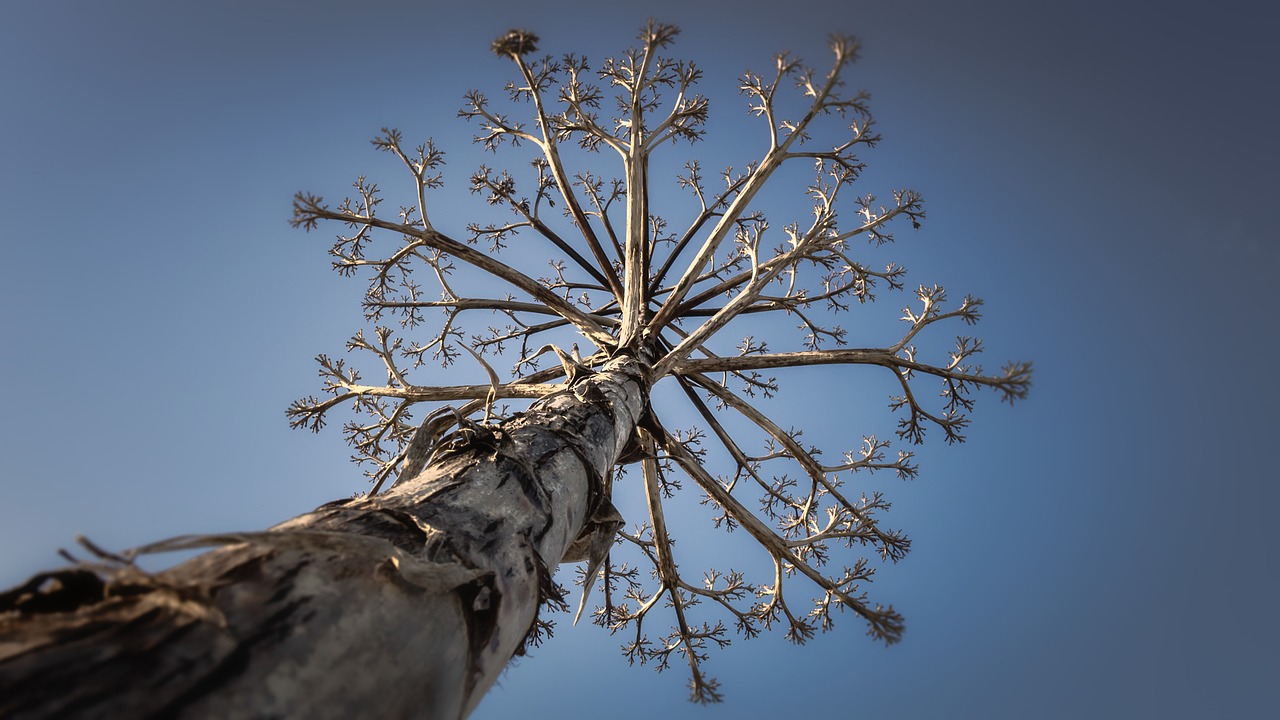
[1,1,1275,717]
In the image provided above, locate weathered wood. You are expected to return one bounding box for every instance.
[0,357,647,719]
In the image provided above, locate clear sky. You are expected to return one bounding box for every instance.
[1,1,1275,717]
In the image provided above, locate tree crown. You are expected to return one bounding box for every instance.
[289,21,1031,702]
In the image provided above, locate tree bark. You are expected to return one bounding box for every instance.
[0,356,648,719]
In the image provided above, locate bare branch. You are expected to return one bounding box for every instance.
[467,164,616,290]
[673,347,1032,400]
[662,428,905,644]
[291,195,614,348]
[665,187,924,320]
[648,37,864,332]
[501,45,625,298]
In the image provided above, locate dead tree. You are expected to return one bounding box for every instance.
[0,23,1030,718]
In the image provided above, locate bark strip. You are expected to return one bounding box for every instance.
[0,357,648,720]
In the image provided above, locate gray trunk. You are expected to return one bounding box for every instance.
[0,357,647,719]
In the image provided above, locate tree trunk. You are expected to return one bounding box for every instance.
[0,356,648,719]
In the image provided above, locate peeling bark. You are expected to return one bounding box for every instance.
[0,357,648,720]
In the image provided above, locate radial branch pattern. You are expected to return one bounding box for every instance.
[289,21,1031,702]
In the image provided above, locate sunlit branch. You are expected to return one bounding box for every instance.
[662,429,904,643]
[674,376,810,522]
[458,89,539,147]
[684,373,909,562]
[667,194,922,318]
[649,38,857,331]
[659,320,779,401]
[652,206,836,378]
[577,174,626,260]
[675,262,902,317]
[469,170,616,291]
[649,167,749,295]
[642,65,707,152]
[638,430,721,703]
[365,298,566,318]
[371,128,445,234]
[558,56,629,157]
[505,51,625,298]
[289,380,559,420]
[291,198,613,348]
[673,348,1029,394]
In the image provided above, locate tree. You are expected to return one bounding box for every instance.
[0,23,1030,718]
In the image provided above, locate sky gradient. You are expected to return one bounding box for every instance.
[1,1,1275,717]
